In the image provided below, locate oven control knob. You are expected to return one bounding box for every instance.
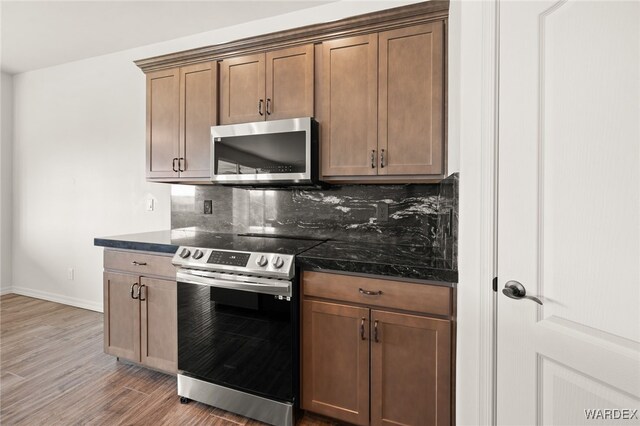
[256,255,268,267]
[179,248,191,259]
[272,256,284,269]
[192,249,204,260]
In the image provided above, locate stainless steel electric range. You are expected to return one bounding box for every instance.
[171,233,324,426]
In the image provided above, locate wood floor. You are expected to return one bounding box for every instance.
[0,294,336,426]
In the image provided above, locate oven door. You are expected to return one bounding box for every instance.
[177,269,296,403]
[210,117,316,185]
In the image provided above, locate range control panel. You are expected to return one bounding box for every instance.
[171,246,294,279]
[207,251,251,267]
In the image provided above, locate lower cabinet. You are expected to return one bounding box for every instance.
[301,271,453,426]
[370,310,451,426]
[302,301,370,425]
[139,277,177,373]
[103,250,177,374]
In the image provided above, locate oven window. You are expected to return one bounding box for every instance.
[177,282,293,402]
[213,131,306,175]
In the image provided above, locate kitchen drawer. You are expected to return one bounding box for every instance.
[104,250,176,279]
[303,271,451,317]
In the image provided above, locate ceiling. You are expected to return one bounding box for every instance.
[0,1,333,75]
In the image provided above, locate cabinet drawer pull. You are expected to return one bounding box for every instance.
[360,317,366,340]
[266,98,271,115]
[359,288,383,296]
[380,149,386,168]
[370,150,376,169]
[258,99,264,116]
[139,284,146,301]
[374,319,379,342]
[130,283,139,300]
[131,261,147,266]
[178,157,185,172]
[172,158,178,172]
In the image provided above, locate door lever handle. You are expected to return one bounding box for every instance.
[502,280,542,305]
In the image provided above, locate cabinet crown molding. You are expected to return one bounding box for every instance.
[134,1,449,73]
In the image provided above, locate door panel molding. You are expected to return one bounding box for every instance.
[536,0,568,318]
[540,355,640,425]
[537,0,640,341]
[535,317,640,397]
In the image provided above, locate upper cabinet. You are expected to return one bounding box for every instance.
[378,22,444,177]
[146,62,217,181]
[320,21,445,182]
[321,35,378,177]
[146,68,179,179]
[219,54,265,124]
[219,44,314,125]
[137,1,450,184]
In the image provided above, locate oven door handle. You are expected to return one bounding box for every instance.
[177,271,292,298]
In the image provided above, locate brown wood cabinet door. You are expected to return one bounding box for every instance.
[220,54,266,124]
[370,310,451,426]
[179,62,217,179]
[146,68,180,179]
[139,277,177,374]
[378,22,444,176]
[321,34,378,177]
[103,272,140,362]
[265,44,314,121]
[302,300,370,426]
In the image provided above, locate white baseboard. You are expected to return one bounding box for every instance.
[0,286,13,296]
[10,286,103,313]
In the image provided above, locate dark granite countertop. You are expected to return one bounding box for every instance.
[297,240,458,284]
[95,230,179,254]
[94,228,323,255]
[95,229,457,284]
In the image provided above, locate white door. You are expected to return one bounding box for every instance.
[497,1,640,425]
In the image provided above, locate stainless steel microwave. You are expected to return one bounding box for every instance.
[210,117,318,186]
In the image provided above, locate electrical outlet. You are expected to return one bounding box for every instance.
[204,200,213,215]
[375,202,389,222]
[146,197,155,211]
[67,268,74,281]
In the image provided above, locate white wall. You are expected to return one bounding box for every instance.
[10,1,420,311]
[1,72,13,294]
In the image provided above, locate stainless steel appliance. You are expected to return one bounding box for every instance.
[210,117,318,186]
[172,234,323,426]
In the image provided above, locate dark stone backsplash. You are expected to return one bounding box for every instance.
[171,173,458,264]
